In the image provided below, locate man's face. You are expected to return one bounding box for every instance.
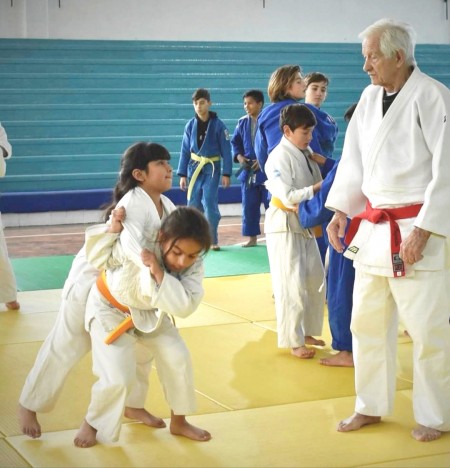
[362,34,400,92]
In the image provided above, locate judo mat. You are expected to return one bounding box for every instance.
[10,244,270,292]
[1,272,449,467]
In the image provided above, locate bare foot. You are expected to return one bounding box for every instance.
[411,424,442,442]
[6,301,20,310]
[211,245,220,251]
[124,407,166,428]
[320,351,354,367]
[291,346,315,359]
[337,412,381,432]
[305,336,325,346]
[74,420,97,448]
[242,236,257,248]
[18,404,41,439]
[170,413,211,441]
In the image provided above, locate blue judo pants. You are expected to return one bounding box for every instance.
[241,182,269,237]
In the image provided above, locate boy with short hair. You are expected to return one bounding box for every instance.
[264,103,327,359]
[177,88,232,251]
[304,72,338,159]
[231,89,268,247]
[304,72,339,263]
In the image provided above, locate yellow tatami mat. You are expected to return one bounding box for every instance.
[1,273,448,467]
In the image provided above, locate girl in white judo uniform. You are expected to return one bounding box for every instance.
[74,205,212,447]
[264,104,326,359]
[0,122,20,311]
[19,142,177,439]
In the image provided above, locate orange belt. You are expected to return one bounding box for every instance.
[271,196,323,237]
[345,201,423,277]
[96,271,135,344]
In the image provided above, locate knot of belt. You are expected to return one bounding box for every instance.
[271,196,322,237]
[187,153,220,201]
[96,270,134,344]
[344,201,423,277]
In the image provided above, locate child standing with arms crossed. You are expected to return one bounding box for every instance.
[264,104,326,359]
[177,88,232,251]
[303,72,339,263]
[75,206,212,447]
[231,89,268,247]
[303,72,338,159]
[19,142,177,439]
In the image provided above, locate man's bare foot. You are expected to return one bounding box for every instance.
[320,351,354,367]
[74,420,97,448]
[18,404,41,439]
[305,336,325,346]
[170,413,211,441]
[337,412,381,432]
[124,407,166,428]
[242,236,257,248]
[6,301,20,310]
[411,424,442,442]
[291,346,315,359]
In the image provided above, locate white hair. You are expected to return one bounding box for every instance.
[359,18,417,66]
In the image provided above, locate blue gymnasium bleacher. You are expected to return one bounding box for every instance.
[0,39,449,214]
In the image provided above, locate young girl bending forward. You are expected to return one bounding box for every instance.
[75,206,212,447]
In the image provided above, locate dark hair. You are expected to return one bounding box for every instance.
[279,104,316,131]
[243,89,264,104]
[304,72,329,88]
[268,65,302,102]
[344,103,358,123]
[103,141,171,221]
[160,206,212,256]
[192,88,211,102]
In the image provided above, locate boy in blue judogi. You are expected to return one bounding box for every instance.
[231,90,269,247]
[177,88,232,250]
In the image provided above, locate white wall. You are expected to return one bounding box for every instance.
[1,0,449,43]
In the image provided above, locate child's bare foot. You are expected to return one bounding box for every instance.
[411,424,442,442]
[337,412,381,432]
[170,413,211,441]
[124,407,166,428]
[305,336,325,346]
[320,351,354,367]
[291,346,315,359]
[242,236,257,248]
[18,404,41,439]
[6,301,20,310]
[74,420,97,448]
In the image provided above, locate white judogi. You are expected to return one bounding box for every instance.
[326,67,450,431]
[0,123,17,306]
[84,194,204,444]
[264,136,325,348]
[19,188,175,415]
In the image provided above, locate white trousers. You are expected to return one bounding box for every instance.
[86,289,197,443]
[0,214,17,304]
[19,279,94,412]
[266,231,325,348]
[352,267,450,431]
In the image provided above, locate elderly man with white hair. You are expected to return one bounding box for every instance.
[326,18,450,442]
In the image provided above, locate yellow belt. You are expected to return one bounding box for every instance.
[270,196,323,237]
[187,153,220,201]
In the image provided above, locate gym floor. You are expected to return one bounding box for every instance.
[1,217,449,467]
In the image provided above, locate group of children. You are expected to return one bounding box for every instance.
[14,65,355,447]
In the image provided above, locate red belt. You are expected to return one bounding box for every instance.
[345,201,423,277]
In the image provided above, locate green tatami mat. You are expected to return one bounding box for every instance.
[203,244,269,277]
[11,245,269,291]
[12,255,75,292]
